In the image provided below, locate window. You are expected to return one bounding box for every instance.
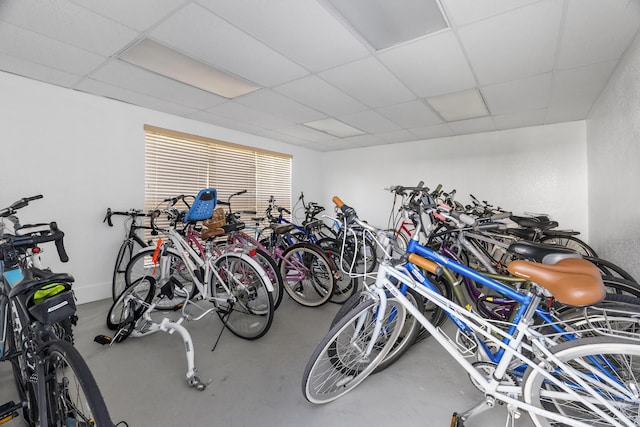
[144,125,292,224]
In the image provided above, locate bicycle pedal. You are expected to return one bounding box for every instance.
[172,303,184,311]
[93,335,112,345]
[0,401,20,424]
[450,412,465,427]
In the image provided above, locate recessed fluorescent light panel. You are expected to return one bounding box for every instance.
[426,89,489,122]
[119,38,260,99]
[304,118,365,138]
[326,0,448,50]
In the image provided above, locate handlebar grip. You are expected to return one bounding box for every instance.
[408,253,442,276]
[28,195,43,202]
[332,196,345,208]
[104,208,114,227]
[53,233,69,262]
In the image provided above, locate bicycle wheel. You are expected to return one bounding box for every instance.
[125,246,195,310]
[280,243,335,307]
[601,275,640,298]
[112,239,134,301]
[211,252,274,340]
[317,239,358,304]
[539,235,597,258]
[41,340,112,426]
[252,247,284,310]
[585,257,638,284]
[302,297,407,404]
[522,336,640,427]
[106,276,156,341]
[415,272,451,342]
[7,303,38,425]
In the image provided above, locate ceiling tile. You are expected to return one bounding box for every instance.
[319,56,415,108]
[0,54,81,88]
[409,123,455,139]
[378,129,418,144]
[556,0,640,69]
[482,73,552,115]
[447,116,495,135]
[197,0,370,72]
[378,30,476,97]
[441,0,540,27]
[0,23,105,75]
[426,88,488,121]
[376,100,442,128]
[545,105,591,124]
[187,110,268,134]
[205,102,293,130]
[550,61,618,109]
[0,0,138,56]
[343,133,387,147]
[339,109,402,133]
[90,60,228,110]
[75,78,199,116]
[255,129,315,146]
[274,75,367,116]
[149,3,308,87]
[235,89,326,123]
[68,0,185,32]
[458,0,563,85]
[270,124,338,143]
[493,108,547,130]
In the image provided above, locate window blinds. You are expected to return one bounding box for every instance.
[144,125,292,224]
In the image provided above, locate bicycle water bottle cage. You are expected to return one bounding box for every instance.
[183,188,217,223]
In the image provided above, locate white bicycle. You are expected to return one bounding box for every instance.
[302,196,640,427]
[107,192,274,390]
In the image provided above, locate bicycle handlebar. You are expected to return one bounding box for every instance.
[2,222,69,263]
[103,208,147,227]
[0,194,43,218]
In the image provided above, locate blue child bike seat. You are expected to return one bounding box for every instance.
[183,188,217,223]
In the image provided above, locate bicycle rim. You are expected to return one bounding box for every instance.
[302,297,406,404]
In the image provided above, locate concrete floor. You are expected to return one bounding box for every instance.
[1,296,535,427]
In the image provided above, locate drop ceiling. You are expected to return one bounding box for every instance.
[1,0,639,152]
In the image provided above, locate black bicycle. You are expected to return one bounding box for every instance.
[104,208,153,300]
[1,196,113,426]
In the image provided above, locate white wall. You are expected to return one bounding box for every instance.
[0,72,322,303]
[320,122,589,239]
[587,30,640,281]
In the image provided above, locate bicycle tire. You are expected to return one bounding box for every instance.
[415,272,452,342]
[522,336,640,427]
[302,297,407,404]
[40,339,113,426]
[6,302,39,425]
[211,252,274,340]
[280,242,335,307]
[106,276,156,341]
[112,239,133,301]
[330,289,423,373]
[251,247,284,310]
[125,246,195,310]
[585,256,638,283]
[539,235,597,258]
[316,239,358,304]
[600,275,640,298]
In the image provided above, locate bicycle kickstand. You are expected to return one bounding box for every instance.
[158,317,212,391]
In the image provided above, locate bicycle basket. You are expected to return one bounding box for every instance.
[28,282,76,324]
[183,188,217,223]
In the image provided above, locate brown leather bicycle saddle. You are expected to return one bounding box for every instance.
[507,258,605,306]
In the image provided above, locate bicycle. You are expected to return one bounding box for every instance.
[104,208,153,300]
[0,196,113,426]
[107,189,275,389]
[219,194,338,307]
[302,196,640,427]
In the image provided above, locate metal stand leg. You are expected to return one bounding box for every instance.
[158,317,211,391]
